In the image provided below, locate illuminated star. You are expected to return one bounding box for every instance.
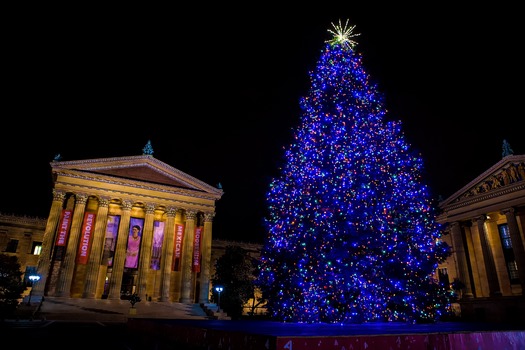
[326,19,360,50]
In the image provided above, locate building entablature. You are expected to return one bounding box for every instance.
[438,155,525,224]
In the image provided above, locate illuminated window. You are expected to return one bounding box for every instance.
[31,242,42,255]
[498,224,520,284]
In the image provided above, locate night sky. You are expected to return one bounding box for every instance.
[3,6,524,243]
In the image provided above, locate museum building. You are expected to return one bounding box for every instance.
[2,143,525,322]
[25,151,224,304]
[437,152,525,322]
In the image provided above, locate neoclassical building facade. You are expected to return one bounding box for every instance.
[437,153,525,322]
[30,153,223,304]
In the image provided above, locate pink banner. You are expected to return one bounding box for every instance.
[103,215,120,266]
[55,209,72,246]
[124,218,144,269]
[76,212,96,264]
[150,221,165,270]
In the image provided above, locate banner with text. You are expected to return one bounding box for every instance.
[192,226,202,272]
[55,209,72,246]
[76,212,97,265]
[172,224,184,271]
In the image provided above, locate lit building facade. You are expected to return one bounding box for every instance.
[28,154,223,303]
[437,153,525,322]
[0,214,46,284]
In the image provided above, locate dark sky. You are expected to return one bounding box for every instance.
[3,6,524,244]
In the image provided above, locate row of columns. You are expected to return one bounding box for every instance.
[33,189,215,304]
[449,207,525,298]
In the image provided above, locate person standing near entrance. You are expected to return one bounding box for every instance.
[125,225,142,268]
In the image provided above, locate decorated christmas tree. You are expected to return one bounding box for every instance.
[257,20,453,324]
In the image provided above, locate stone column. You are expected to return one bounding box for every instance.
[502,208,525,292]
[108,200,133,300]
[180,210,196,303]
[160,207,177,302]
[82,197,110,298]
[199,212,214,304]
[33,189,66,297]
[473,215,501,296]
[136,203,156,300]
[450,222,474,298]
[55,193,88,297]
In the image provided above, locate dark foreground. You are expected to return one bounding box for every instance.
[4,318,525,350]
[128,318,525,350]
[3,320,129,350]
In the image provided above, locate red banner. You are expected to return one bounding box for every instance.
[172,224,184,271]
[192,226,202,272]
[55,209,72,246]
[76,212,96,264]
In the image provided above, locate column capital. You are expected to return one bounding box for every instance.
[145,203,156,214]
[98,197,110,208]
[449,221,461,229]
[472,215,486,224]
[204,212,215,222]
[121,200,133,211]
[75,193,88,205]
[52,189,66,202]
[166,207,178,217]
[501,207,515,216]
[185,210,197,221]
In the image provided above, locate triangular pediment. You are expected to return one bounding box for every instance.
[440,154,525,208]
[50,155,222,196]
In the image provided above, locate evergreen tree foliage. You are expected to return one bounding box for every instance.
[256,20,453,324]
[211,245,258,319]
[0,254,27,320]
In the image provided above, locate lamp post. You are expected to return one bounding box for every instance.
[26,274,40,306]
[215,286,223,312]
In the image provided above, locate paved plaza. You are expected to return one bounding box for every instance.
[4,296,525,350]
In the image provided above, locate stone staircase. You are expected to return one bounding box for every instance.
[200,303,231,320]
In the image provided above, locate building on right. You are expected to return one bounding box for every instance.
[437,151,525,323]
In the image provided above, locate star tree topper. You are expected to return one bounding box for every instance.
[326,18,361,50]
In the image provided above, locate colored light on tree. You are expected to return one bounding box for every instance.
[257,20,453,324]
